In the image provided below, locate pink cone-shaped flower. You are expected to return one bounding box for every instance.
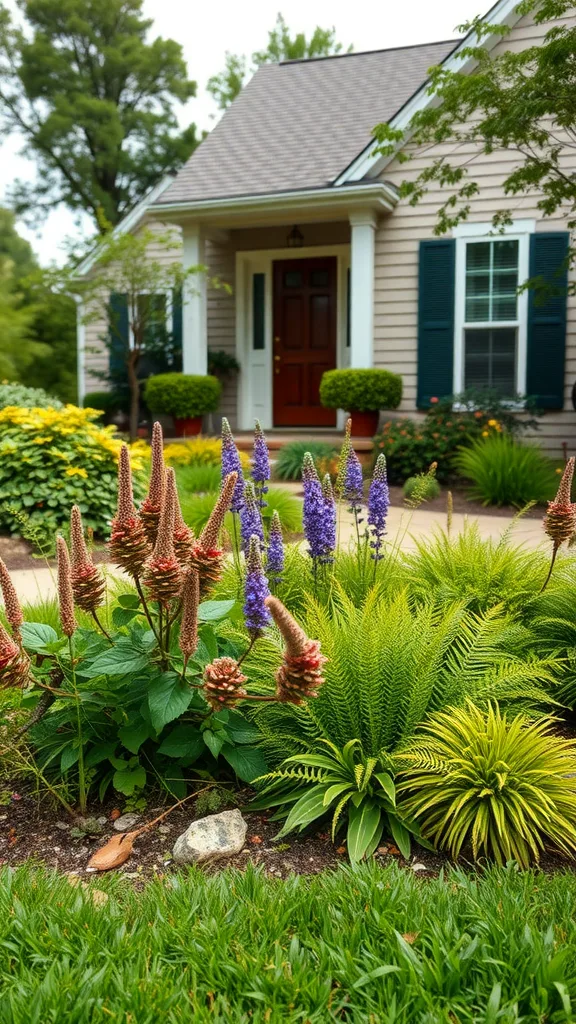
[203,656,248,711]
[190,472,237,595]
[0,557,23,639]
[109,444,151,577]
[139,421,166,546]
[57,536,77,638]
[543,457,576,548]
[179,567,199,663]
[265,595,327,704]
[69,505,105,613]
[143,467,183,603]
[0,621,29,690]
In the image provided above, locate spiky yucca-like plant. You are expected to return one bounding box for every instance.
[397,704,576,867]
[252,587,559,766]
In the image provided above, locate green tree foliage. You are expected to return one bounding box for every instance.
[207,13,352,110]
[373,0,576,271]
[0,0,199,229]
[0,208,76,401]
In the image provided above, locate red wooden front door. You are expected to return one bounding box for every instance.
[272,257,337,427]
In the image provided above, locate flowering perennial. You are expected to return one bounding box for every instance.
[69,505,105,613]
[221,417,245,513]
[179,568,200,664]
[240,480,264,553]
[321,474,336,564]
[0,556,23,638]
[139,421,166,546]
[367,454,389,561]
[302,453,326,563]
[244,535,271,638]
[252,419,270,506]
[143,467,183,604]
[190,471,238,594]
[109,445,150,577]
[265,595,327,703]
[544,457,576,548]
[267,510,284,586]
[0,622,28,690]
[57,536,77,638]
[203,656,248,710]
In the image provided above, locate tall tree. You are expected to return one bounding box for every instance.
[0,0,199,230]
[372,0,576,280]
[0,257,48,380]
[207,13,352,111]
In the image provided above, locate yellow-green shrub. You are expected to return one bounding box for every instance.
[0,404,146,544]
[164,436,250,471]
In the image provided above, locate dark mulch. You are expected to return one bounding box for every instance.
[0,785,449,882]
[387,484,546,520]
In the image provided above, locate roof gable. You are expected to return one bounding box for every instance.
[154,40,456,206]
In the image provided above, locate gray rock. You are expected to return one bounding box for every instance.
[172,809,247,865]
[113,812,141,832]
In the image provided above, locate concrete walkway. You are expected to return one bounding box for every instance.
[5,505,546,605]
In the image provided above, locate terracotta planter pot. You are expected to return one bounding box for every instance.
[347,410,379,437]
[173,415,203,437]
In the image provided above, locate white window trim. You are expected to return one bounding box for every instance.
[453,221,532,405]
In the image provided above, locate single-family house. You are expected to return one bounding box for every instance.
[78,0,575,456]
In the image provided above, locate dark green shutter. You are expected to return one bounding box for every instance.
[526,232,569,409]
[171,288,183,373]
[417,239,456,409]
[108,292,129,380]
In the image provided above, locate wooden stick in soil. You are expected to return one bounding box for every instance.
[87,785,214,871]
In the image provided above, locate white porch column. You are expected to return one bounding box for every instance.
[349,212,377,368]
[182,222,208,375]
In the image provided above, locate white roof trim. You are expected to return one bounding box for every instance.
[149,182,398,219]
[74,174,175,278]
[333,0,526,186]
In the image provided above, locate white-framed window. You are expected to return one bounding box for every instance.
[453,221,534,398]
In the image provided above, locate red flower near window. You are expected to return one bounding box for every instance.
[430,397,439,404]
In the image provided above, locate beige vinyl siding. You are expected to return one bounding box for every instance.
[206,237,236,423]
[374,10,575,458]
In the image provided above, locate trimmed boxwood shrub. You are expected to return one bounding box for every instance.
[319,368,402,412]
[144,373,222,419]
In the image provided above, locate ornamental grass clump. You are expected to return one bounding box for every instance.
[398,703,576,867]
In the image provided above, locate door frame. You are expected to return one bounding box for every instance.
[235,244,350,430]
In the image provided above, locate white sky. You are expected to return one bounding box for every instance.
[0,0,483,264]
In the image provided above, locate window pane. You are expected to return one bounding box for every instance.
[252,273,265,350]
[284,271,302,288]
[465,238,519,323]
[464,327,516,395]
[310,269,329,287]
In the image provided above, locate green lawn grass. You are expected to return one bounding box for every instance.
[1,861,575,1022]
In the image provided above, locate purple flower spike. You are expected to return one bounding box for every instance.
[267,510,284,585]
[244,534,271,637]
[302,453,325,562]
[252,420,270,508]
[368,453,389,561]
[321,474,336,564]
[221,418,245,513]
[345,448,364,521]
[240,480,264,553]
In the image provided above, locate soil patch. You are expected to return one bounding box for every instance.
[0,536,110,572]
[387,484,546,520]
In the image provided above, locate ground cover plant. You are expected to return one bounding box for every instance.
[2,861,576,1022]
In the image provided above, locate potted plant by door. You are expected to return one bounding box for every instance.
[319,368,403,437]
[144,373,222,437]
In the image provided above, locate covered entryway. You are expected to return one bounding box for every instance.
[272,257,337,427]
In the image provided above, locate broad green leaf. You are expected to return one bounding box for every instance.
[113,764,146,796]
[118,718,152,754]
[221,744,268,783]
[323,782,351,807]
[85,742,116,768]
[347,799,382,863]
[161,764,187,800]
[117,594,141,609]
[20,622,58,654]
[203,730,224,759]
[198,599,236,621]
[157,725,205,760]
[86,640,149,678]
[60,745,80,773]
[198,623,219,661]
[148,673,194,731]
[112,606,143,628]
[389,816,412,860]
[375,772,396,806]
[275,786,328,839]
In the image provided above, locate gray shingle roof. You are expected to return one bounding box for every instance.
[154,40,457,206]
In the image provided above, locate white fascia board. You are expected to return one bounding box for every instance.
[73,175,175,279]
[334,0,525,186]
[148,181,398,220]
